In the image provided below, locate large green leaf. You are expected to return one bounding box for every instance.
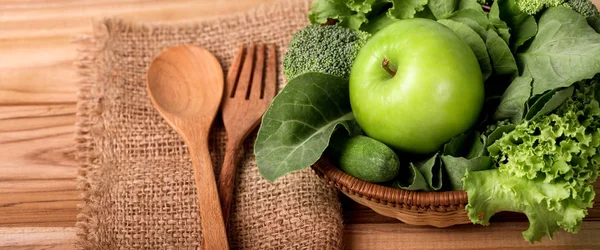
[517,7,600,96]
[497,0,538,51]
[393,153,442,191]
[458,0,483,12]
[255,73,359,182]
[494,76,532,123]
[441,155,492,190]
[486,29,518,75]
[486,124,516,147]
[488,0,510,44]
[439,19,492,79]
[448,9,491,38]
[427,0,457,19]
[524,86,574,121]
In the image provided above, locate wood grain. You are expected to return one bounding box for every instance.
[1,0,600,249]
[344,222,600,250]
[0,104,78,227]
[0,228,75,250]
[3,222,600,250]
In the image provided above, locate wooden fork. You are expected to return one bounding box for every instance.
[218,43,277,226]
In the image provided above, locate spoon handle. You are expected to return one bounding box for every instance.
[188,138,229,250]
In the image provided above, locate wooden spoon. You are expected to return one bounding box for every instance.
[146,45,229,250]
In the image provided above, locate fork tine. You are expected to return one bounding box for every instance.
[226,44,245,98]
[234,43,256,99]
[249,44,266,100]
[263,44,277,99]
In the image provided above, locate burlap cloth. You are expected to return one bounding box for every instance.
[74,0,343,249]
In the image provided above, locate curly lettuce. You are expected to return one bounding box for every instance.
[308,0,428,31]
[463,79,600,243]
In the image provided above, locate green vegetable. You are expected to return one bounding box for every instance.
[524,86,574,120]
[464,79,600,243]
[438,19,493,79]
[516,0,565,15]
[485,29,517,75]
[494,76,533,123]
[496,6,600,123]
[393,153,442,191]
[333,135,401,183]
[308,0,429,32]
[440,132,493,190]
[447,9,491,38]
[566,0,599,17]
[565,0,600,32]
[392,131,493,191]
[255,73,360,182]
[497,0,538,51]
[489,0,511,44]
[517,7,600,96]
[389,0,430,20]
[283,25,370,81]
[428,0,461,19]
[360,13,398,34]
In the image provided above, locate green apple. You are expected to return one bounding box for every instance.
[350,18,484,154]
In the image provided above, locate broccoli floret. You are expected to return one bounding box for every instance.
[516,0,565,15]
[283,25,370,81]
[566,0,599,17]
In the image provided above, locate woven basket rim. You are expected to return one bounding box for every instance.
[312,157,468,207]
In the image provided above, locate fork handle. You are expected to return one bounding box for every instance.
[218,139,242,227]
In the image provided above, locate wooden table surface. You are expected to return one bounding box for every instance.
[1,0,600,249]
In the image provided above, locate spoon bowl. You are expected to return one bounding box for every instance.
[146,45,229,250]
[147,45,222,118]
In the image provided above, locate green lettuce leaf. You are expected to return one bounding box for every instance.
[517,7,600,96]
[309,0,429,30]
[466,81,600,242]
[255,73,360,182]
[463,169,583,243]
[309,0,368,30]
[387,0,429,20]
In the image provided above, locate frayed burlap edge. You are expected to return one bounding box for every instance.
[74,19,110,249]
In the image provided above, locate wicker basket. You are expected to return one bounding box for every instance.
[312,157,472,227]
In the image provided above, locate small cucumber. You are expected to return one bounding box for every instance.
[333,135,400,183]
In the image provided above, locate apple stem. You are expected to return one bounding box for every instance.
[382,58,396,77]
